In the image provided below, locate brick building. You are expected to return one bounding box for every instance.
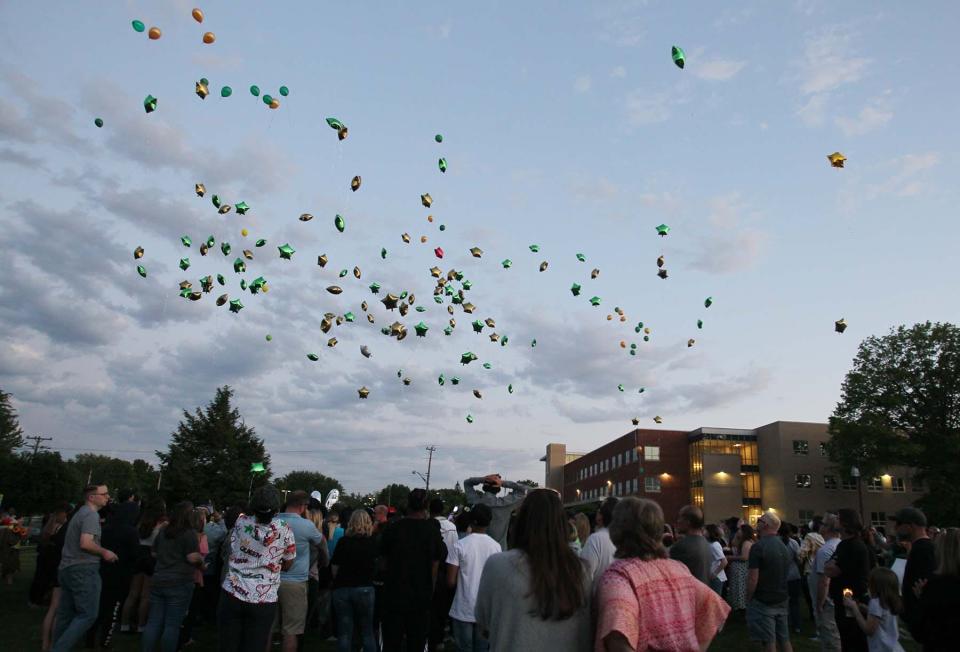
[542,421,925,529]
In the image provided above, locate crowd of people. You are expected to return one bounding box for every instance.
[4,474,958,652]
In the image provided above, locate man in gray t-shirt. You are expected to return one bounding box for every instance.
[670,505,713,585]
[746,511,792,652]
[464,474,530,549]
[52,484,117,652]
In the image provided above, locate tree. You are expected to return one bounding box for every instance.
[0,451,80,514]
[826,322,960,524]
[432,484,467,511]
[375,484,411,511]
[0,388,24,458]
[516,479,540,488]
[65,455,159,499]
[276,471,343,500]
[157,386,270,509]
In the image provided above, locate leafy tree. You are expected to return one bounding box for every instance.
[276,471,343,501]
[65,454,158,498]
[157,386,270,509]
[517,479,540,488]
[432,484,467,511]
[375,483,411,511]
[826,322,960,524]
[0,451,80,514]
[0,388,24,458]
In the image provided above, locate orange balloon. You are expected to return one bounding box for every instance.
[148,27,162,40]
[620,341,626,348]
[192,8,204,23]
[420,235,428,243]
[269,99,280,109]
[427,215,434,223]
[202,32,215,44]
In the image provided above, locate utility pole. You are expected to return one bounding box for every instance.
[425,445,436,493]
[24,435,52,457]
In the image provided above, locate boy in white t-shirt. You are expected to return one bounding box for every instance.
[446,504,501,652]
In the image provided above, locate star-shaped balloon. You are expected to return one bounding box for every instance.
[351,176,361,192]
[470,247,483,258]
[195,183,206,197]
[421,193,433,208]
[471,320,484,333]
[369,282,381,294]
[704,296,714,308]
[671,45,685,69]
[235,201,250,215]
[438,158,447,173]
[181,235,192,247]
[835,318,848,333]
[658,269,668,279]
[827,152,846,168]
[229,299,244,313]
[179,258,190,271]
[382,294,399,310]
[415,321,429,337]
[460,351,477,365]
[656,224,670,237]
[653,416,663,424]
[143,94,158,113]
[278,244,296,259]
[501,259,512,268]
[307,353,319,361]
[590,296,601,306]
[576,253,586,262]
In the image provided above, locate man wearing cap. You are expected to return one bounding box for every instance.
[894,506,935,642]
[463,474,530,549]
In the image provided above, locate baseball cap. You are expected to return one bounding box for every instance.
[892,506,927,527]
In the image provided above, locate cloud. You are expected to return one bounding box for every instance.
[0,146,46,170]
[610,66,627,79]
[693,59,746,82]
[796,27,870,95]
[686,194,769,274]
[594,1,649,47]
[834,93,893,136]
[793,26,871,129]
[573,75,592,93]
[625,90,673,126]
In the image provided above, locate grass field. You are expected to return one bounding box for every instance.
[1,548,919,651]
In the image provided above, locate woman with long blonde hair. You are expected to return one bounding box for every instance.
[330,510,378,652]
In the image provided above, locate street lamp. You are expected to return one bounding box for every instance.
[851,466,865,525]
[412,470,428,487]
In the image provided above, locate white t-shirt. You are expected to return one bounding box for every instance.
[813,537,840,576]
[447,533,502,623]
[437,516,459,557]
[581,527,616,586]
[867,597,904,652]
[709,541,727,583]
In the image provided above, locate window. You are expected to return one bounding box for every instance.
[819,442,828,457]
[799,509,814,523]
[912,476,925,492]
[891,477,905,493]
[870,512,887,527]
[841,476,857,491]
[644,446,660,462]
[867,477,883,492]
[618,481,624,495]
[793,440,809,456]
[644,477,661,493]
[823,475,838,490]
[795,474,813,489]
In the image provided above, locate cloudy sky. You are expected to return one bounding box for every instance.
[1,1,958,493]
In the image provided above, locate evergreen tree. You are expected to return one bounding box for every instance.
[375,483,412,511]
[157,386,270,509]
[0,388,24,458]
[1,451,80,514]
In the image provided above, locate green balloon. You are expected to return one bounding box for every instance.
[266,334,272,342]
[250,85,260,97]
[221,86,232,97]
[439,224,446,231]
[334,214,345,233]
[132,20,145,33]
[262,94,273,105]
[435,134,443,143]
[279,86,289,97]
[200,78,209,86]
[94,118,103,128]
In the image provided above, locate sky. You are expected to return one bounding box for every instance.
[1,1,958,494]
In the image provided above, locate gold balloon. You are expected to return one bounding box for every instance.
[192,8,204,23]
[203,32,216,44]
[148,27,162,40]
[420,235,428,243]
[427,215,434,223]
[269,98,280,109]
[241,228,249,237]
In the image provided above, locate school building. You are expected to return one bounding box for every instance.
[541,421,925,529]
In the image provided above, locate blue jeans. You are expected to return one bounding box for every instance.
[140,582,195,652]
[451,618,489,652]
[332,586,376,652]
[52,564,102,651]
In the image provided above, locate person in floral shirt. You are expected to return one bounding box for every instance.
[218,485,296,651]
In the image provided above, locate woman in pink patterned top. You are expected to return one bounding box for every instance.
[595,498,731,652]
[218,484,296,652]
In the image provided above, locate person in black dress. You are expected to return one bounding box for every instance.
[825,508,874,652]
